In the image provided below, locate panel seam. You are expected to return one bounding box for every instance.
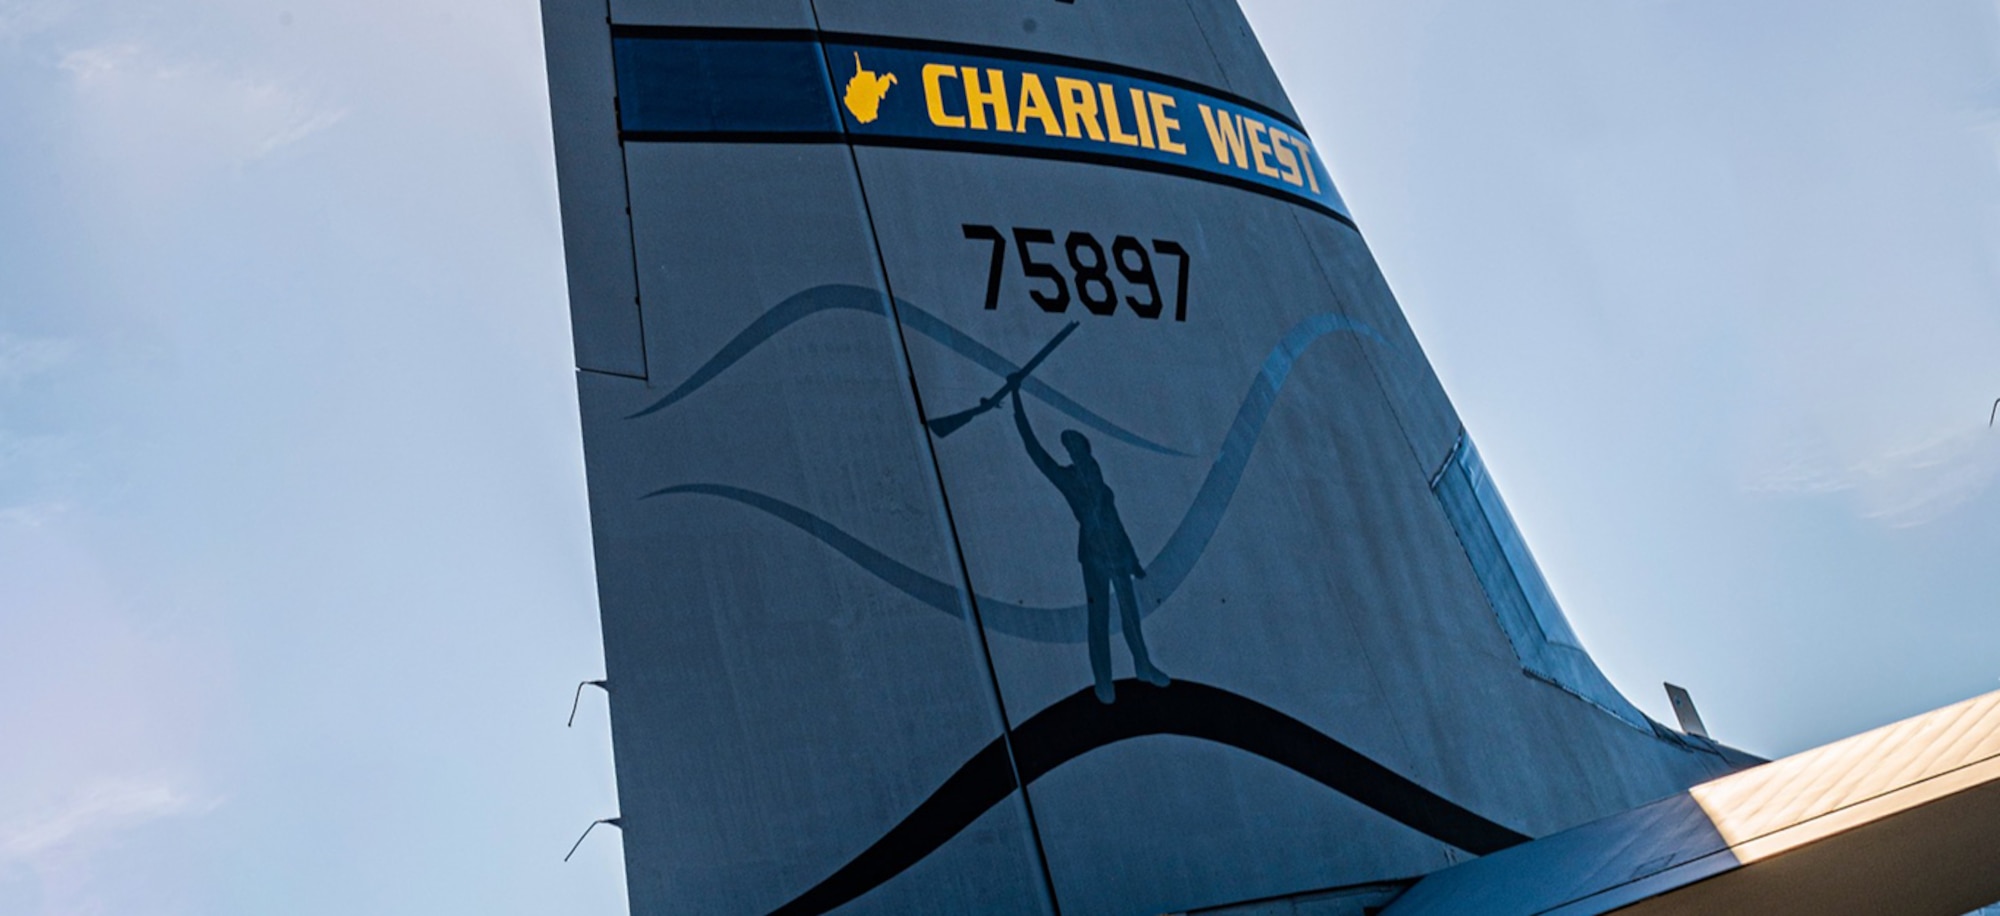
[804,4,1066,913]
[606,0,652,382]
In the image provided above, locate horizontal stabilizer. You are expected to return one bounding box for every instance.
[1383,690,2000,916]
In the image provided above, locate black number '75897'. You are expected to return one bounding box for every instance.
[962,224,1189,321]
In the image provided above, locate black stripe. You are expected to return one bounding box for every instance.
[606,24,1307,132]
[619,130,847,144]
[618,131,1360,231]
[610,25,824,43]
[764,679,1528,916]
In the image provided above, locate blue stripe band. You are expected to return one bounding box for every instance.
[609,34,1350,219]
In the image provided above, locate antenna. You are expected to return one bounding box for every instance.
[568,679,608,728]
[565,817,622,862]
[1989,398,1998,427]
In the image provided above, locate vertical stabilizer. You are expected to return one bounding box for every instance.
[540,3,1750,913]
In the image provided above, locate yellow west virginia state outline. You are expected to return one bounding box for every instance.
[842,53,897,124]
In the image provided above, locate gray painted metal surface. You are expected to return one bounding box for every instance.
[540,3,1745,914]
[609,0,813,29]
[540,0,644,376]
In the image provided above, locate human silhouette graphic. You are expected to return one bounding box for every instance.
[1012,389,1170,703]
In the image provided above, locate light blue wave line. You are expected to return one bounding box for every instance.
[642,484,971,618]
[644,313,1384,644]
[626,284,1189,457]
[627,285,884,419]
[1141,314,1385,601]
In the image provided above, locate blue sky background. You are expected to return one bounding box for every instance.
[2,1,1998,913]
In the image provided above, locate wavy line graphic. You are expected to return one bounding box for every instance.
[627,284,1189,457]
[644,311,1383,644]
[642,483,971,619]
[765,679,1529,916]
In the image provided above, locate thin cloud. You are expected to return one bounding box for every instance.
[0,334,75,386]
[0,501,66,528]
[54,40,132,85]
[1748,425,2000,527]
[250,102,347,159]
[59,40,348,168]
[1,779,216,862]
[0,425,102,532]
[0,0,70,43]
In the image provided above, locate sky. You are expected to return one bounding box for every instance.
[2,1,1998,913]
